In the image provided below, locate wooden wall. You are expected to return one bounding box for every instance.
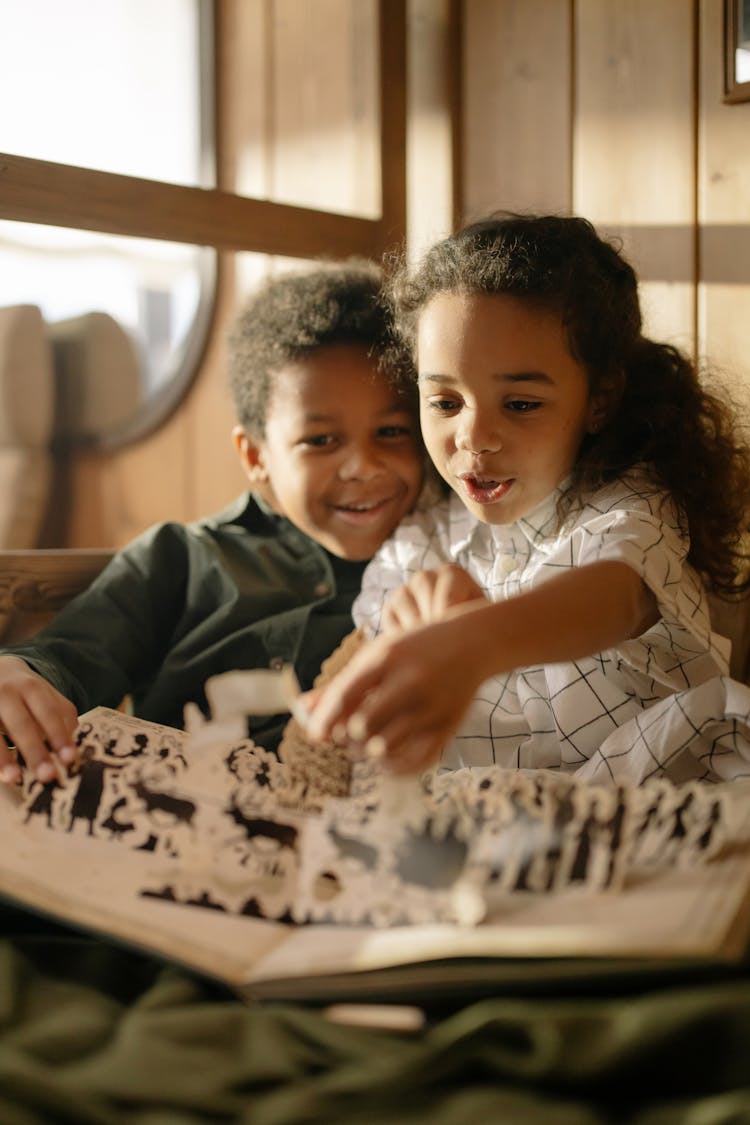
[463,0,750,400]
[63,0,750,548]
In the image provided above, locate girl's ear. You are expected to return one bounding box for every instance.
[586,370,624,433]
[232,425,269,483]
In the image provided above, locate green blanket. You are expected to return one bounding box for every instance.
[1,906,750,1124]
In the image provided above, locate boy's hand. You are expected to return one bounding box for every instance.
[305,607,491,775]
[381,564,486,633]
[0,656,79,784]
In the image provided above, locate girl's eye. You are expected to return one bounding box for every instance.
[506,399,542,413]
[426,397,460,413]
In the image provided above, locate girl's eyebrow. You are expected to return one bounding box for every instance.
[501,371,555,385]
[419,371,555,385]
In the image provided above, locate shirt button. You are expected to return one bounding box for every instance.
[313,581,331,598]
[499,556,519,575]
[269,656,285,671]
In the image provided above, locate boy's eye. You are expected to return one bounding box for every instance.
[506,399,542,413]
[377,424,414,440]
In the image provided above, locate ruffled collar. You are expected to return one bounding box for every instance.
[446,484,567,561]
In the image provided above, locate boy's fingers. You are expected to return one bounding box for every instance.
[26,697,78,760]
[0,736,22,785]
[0,696,69,778]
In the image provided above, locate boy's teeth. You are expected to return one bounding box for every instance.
[343,500,377,511]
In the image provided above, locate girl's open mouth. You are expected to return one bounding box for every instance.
[459,474,514,505]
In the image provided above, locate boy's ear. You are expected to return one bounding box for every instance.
[586,370,624,433]
[232,425,269,483]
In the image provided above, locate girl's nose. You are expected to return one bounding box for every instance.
[455,412,502,454]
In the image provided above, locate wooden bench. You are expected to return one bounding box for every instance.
[0,548,115,642]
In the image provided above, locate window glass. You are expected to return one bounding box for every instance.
[0,220,215,443]
[0,0,214,446]
[0,0,210,188]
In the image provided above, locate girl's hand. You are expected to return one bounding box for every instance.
[305,607,491,775]
[381,564,486,633]
[0,656,79,784]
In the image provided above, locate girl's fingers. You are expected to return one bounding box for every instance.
[341,668,433,749]
[408,571,440,619]
[305,653,388,742]
[434,564,484,609]
[386,731,446,775]
[356,713,447,775]
[381,587,422,632]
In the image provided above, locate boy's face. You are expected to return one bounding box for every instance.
[234,343,423,560]
[417,291,606,526]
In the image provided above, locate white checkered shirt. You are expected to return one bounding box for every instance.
[354,470,750,784]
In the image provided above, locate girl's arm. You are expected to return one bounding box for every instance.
[305,560,658,774]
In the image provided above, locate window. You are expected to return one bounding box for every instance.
[0,0,406,445]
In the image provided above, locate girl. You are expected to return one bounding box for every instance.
[306,214,750,784]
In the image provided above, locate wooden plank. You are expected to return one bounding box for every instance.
[0,152,386,259]
[573,0,696,351]
[698,0,750,405]
[407,0,460,255]
[0,550,114,614]
[215,0,269,197]
[379,0,408,246]
[270,0,379,219]
[462,0,572,220]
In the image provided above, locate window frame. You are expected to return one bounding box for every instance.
[0,0,407,445]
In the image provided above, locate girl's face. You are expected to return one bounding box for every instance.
[417,291,602,525]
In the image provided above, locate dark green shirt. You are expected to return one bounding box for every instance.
[2,494,367,751]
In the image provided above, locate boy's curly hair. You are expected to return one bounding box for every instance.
[228,259,414,437]
[387,213,750,596]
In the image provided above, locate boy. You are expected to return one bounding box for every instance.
[0,262,423,784]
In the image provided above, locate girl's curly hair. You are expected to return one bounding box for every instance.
[386,213,750,596]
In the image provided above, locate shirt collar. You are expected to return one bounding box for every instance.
[447,484,566,560]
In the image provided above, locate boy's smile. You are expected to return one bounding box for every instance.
[417,292,601,525]
[235,344,423,560]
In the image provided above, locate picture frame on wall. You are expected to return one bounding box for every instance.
[724,0,750,103]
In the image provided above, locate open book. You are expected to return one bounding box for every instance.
[3,634,750,1003]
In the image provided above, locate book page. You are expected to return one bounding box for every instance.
[0,783,289,985]
[4,777,750,1000]
[246,847,750,990]
[14,703,734,930]
[2,697,750,1000]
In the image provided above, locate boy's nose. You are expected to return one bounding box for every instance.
[338,444,384,480]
